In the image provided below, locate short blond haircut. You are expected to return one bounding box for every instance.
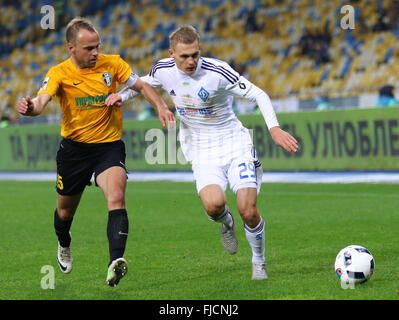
[66,17,98,45]
[169,25,200,50]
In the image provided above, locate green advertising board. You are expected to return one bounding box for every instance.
[244,108,399,170]
[1,108,398,171]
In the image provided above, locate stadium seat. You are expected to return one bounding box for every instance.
[3,0,399,117]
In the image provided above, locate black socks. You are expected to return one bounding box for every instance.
[54,208,129,265]
[54,209,73,247]
[107,209,129,265]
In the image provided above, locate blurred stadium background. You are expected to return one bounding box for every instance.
[1,2,398,301]
[1,0,399,126]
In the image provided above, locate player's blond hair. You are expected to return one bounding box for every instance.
[66,17,98,45]
[169,25,200,50]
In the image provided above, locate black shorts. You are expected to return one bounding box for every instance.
[56,138,127,195]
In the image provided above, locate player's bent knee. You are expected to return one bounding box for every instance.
[106,192,126,209]
[203,201,225,217]
[56,208,75,220]
[238,206,260,227]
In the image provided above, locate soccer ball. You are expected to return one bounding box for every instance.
[335,245,375,285]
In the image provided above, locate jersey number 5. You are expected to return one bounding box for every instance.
[57,174,64,190]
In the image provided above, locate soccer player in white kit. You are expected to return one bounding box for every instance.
[105,25,298,280]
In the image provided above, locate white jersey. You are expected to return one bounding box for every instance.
[120,57,279,165]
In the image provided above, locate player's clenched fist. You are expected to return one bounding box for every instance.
[16,93,49,116]
[17,96,34,115]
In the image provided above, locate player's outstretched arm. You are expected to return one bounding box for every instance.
[17,93,51,117]
[236,79,298,153]
[269,126,298,153]
[104,93,122,107]
[130,78,176,129]
[104,86,138,107]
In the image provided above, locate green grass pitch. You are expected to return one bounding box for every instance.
[0,180,398,300]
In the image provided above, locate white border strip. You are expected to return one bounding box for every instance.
[1,171,399,183]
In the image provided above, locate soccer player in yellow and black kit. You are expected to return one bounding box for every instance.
[17,17,176,287]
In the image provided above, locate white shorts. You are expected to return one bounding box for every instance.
[193,155,263,194]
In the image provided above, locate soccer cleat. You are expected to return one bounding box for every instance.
[252,263,268,280]
[220,214,238,254]
[57,242,73,274]
[106,258,128,287]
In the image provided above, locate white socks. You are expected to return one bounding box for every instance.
[208,206,234,229]
[244,217,265,264]
[208,206,265,264]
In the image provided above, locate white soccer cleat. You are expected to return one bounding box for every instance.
[252,263,268,280]
[57,242,73,274]
[221,215,238,254]
[106,258,128,287]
